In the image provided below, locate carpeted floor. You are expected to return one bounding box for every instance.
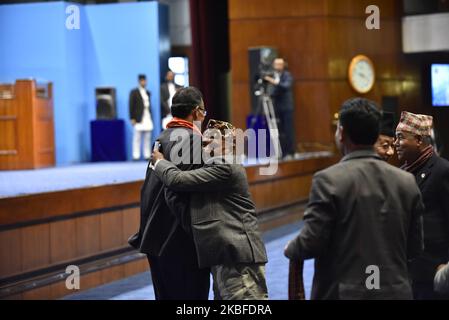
[63,220,315,300]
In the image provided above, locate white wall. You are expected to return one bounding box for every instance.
[160,0,192,46]
[402,13,449,53]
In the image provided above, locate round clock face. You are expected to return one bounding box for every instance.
[348,55,375,94]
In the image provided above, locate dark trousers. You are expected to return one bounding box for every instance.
[146,228,210,300]
[413,282,449,300]
[277,109,295,156]
[411,249,449,300]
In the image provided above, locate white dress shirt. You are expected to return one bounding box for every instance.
[135,86,153,132]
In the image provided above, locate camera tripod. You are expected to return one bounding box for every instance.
[249,88,282,159]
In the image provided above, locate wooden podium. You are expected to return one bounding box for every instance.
[0,79,55,170]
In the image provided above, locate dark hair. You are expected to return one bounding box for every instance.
[138,74,146,81]
[339,98,381,145]
[171,86,203,119]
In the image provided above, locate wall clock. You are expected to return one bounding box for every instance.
[348,54,375,94]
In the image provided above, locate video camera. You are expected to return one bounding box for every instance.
[255,61,276,96]
[248,47,278,112]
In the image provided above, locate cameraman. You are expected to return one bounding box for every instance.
[264,58,295,159]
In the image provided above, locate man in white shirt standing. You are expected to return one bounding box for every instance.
[129,74,153,160]
[160,70,181,129]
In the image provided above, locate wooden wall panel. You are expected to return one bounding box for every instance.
[0,80,54,170]
[124,257,149,277]
[245,155,337,183]
[50,280,74,300]
[0,117,18,152]
[101,264,125,284]
[79,270,103,292]
[22,285,51,300]
[8,256,150,300]
[100,211,124,252]
[229,2,330,145]
[21,224,50,274]
[0,229,22,278]
[229,0,327,20]
[33,83,55,169]
[250,175,313,211]
[50,219,76,264]
[0,181,141,226]
[75,215,101,259]
[229,0,422,150]
[230,18,329,82]
[294,82,332,144]
[325,0,400,18]
[230,83,250,130]
[122,207,140,245]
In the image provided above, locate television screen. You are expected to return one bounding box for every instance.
[431,64,449,107]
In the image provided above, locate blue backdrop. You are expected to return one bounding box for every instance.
[0,1,169,165]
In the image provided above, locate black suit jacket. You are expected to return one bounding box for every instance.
[285,150,424,300]
[271,70,294,112]
[129,87,151,122]
[410,154,449,284]
[160,82,181,118]
[128,127,202,256]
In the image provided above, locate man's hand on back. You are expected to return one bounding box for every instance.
[151,149,165,165]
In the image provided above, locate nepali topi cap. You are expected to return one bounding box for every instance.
[396,111,433,137]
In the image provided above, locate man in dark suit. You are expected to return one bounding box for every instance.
[284,98,424,300]
[129,74,153,160]
[128,86,210,299]
[151,123,268,300]
[394,111,449,299]
[160,70,181,119]
[264,58,295,159]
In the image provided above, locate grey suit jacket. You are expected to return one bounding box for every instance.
[285,149,424,300]
[154,159,268,268]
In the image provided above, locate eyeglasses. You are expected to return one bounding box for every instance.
[196,106,207,116]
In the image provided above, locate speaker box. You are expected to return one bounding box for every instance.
[382,96,399,114]
[248,47,278,114]
[382,95,399,127]
[95,87,116,120]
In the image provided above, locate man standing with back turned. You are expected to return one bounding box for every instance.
[285,98,424,300]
